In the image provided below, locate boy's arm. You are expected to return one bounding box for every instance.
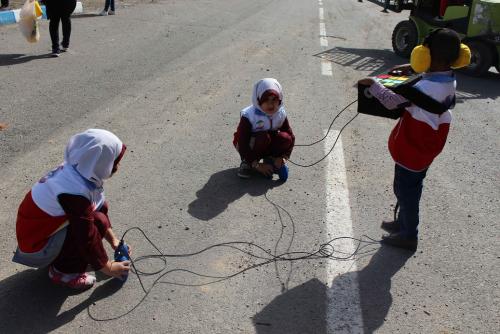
[58,194,109,271]
[367,80,410,111]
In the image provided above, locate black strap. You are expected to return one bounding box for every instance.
[394,76,455,115]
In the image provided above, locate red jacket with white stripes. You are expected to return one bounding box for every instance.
[369,71,455,171]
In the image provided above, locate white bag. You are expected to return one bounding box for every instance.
[18,0,43,43]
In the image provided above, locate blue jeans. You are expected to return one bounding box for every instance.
[393,164,428,239]
[104,0,114,11]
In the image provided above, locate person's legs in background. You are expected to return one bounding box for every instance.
[49,15,62,55]
[382,0,390,12]
[60,0,76,50]
[101,0,114,15]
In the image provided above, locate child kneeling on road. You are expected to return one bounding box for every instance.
[13,129,131,289]
[358,29,470,251]
[233,78,295,180]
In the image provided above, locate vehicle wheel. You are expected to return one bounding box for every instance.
[460,41,493,77]
[392,20,418,58]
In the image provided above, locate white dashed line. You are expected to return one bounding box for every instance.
[325,131,364,333]
[321,61,333,76]
[318,1,331,75]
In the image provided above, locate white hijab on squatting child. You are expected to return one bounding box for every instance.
[251,78,284,112]
[12,129,123,268]
[65,129,124,188]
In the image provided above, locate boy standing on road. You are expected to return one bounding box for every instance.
[358,29,469,251]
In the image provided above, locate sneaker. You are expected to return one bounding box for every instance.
[108,10,115,15]
[237,161,252,179]
[381,233,418,252]
[49,265,96,290]
[51,49,60,57]
[99,9,108,16]
[380,220,401,233]
[277,164,289,182]
[60,46,69,52]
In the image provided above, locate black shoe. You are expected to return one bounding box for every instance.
[237,162,252,179]
[381,220,401,233]
[51,49,61,57]
[381,233,417,251]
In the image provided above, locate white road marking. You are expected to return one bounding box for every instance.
[320,22,326,36]
[325,131,364,333]
[321,60,333,76]
[319,22,328,47]
[318,2,331,75]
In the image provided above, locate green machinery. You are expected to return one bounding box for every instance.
[390,0,500,76]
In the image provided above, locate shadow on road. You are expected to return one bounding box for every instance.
[253,278,327,334]
[315,46,500,101]
[357,245,413,333]
[188,167,281,221]
[253,245,412,334]
[72,13,101,19]
[315,47,401,76]
[0,268,122,333]
[0,53,53,66]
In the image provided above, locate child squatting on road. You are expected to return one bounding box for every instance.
[233,78,295,180]
[358,28,470,251]
[13,129,131,289]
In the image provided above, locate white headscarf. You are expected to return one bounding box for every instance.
[252,78,284,112]
[64,129,123,188]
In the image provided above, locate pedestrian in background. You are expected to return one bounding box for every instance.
[45,0,77,57]
[382,0,391,12]
[99,0,115,16]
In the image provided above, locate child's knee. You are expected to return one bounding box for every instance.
[272,132,293,153]
[253,132,272,151]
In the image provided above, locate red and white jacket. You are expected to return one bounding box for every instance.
[17,164,105,253]
[369,71,455,171]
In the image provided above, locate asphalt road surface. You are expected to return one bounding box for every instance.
[1,0,499,333]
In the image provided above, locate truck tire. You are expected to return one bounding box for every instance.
[461,41,493,77]
[392,20,418,58]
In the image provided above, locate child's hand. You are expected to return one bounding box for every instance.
[273,157,286,169]
[358,78,375,86]
[108,261,131,279]
[255,163,274,177]
[111,239,133,256]
[111,238,120,250]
